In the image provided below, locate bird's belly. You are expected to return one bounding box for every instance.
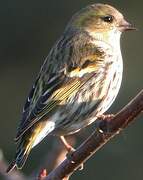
[52,56,123,135]
[51,78,102,135]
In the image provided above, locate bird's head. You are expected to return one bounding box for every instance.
[68,4,136,43]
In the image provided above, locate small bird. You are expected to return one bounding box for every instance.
[7,3,136,172]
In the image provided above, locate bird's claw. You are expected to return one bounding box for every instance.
[97,114,114,121]
[66,148,84,171]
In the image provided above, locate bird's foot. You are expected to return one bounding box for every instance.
[59,136,84,170]
[60,136,75,152]
[96,114,115,134]
[66,149,84,171]
[97,114,114,121]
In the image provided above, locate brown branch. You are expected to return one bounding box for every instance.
[44,89,143,180]
[34,137,76,179]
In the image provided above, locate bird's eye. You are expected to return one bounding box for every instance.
[102,15,113,23]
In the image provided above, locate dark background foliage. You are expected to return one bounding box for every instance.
[0,0,143,179]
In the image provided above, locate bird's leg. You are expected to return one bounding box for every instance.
[60,136,75,153]
[59,136,84,170]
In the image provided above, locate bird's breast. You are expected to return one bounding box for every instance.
[95,51,123,115]
[67,49,123,115]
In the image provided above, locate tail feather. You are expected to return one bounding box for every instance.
[6,160,17,173]
[6,144,31,173]
[7,121,47,173]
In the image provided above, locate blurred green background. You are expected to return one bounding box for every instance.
[0,0,143,179]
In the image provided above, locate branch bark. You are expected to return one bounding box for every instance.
[44,89,143,180]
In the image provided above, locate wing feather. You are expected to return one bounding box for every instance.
[15,31,105,142]
[15,77,82,141]
[15,71,66,141]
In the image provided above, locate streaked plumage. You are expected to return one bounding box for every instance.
[7,3,135,172]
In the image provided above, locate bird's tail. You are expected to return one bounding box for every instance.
[6,121,52,173]
[6,136,32,173]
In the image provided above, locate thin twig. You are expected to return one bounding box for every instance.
[44,89,143,180]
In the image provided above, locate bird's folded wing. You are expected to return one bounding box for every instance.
[15,35,105,142]
[15,72,83,141]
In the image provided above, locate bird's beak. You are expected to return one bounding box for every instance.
[118,19,137,32]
